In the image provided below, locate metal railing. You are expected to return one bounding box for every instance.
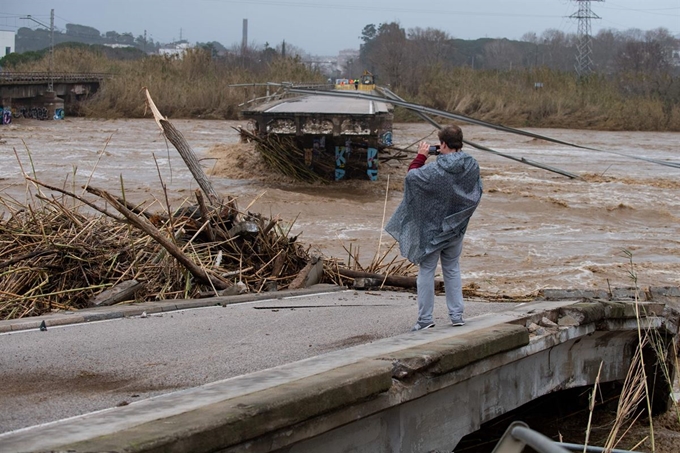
[0,72,111,84]
[489,422,641,453]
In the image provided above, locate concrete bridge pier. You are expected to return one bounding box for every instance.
[38,91,65,120]
[0,92,65,121]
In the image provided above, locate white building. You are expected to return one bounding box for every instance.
[158,42,193,58]
[0,30,15,57]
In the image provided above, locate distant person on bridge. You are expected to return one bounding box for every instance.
[386,125,482,331]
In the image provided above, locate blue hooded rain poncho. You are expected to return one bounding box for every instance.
[385,152,482,264]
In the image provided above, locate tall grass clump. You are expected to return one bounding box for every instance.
[10,46,325,119]
[596,250,680,452]
[85,50,324,119]
[399,65,680,131]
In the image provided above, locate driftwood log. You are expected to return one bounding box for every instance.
[289,256,324,290]
[89,280,145,307]
[145,88,220,204]
[337,268,444,291]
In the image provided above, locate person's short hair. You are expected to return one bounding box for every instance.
[438,125,463,150]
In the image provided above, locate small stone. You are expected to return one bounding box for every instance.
[140,311,147,318]
[526,323,547,336]
[540,317,558,327]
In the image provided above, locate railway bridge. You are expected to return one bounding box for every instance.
[0,71,107,121]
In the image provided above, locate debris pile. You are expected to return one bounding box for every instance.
[238,127,329,183]
[237,127,410,183]
[0,89,419,320]
[0,185,421,320]
[0,186,322,319]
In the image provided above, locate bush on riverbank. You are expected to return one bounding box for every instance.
[8,46,680,130]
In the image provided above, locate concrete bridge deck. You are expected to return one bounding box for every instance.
[0,287,677,453]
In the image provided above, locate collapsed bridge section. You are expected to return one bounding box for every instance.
[240,93,393,181]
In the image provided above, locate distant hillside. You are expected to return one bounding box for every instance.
[1,42,147,68]
[16,23,158,54]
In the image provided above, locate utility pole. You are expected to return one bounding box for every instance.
[242,19,248,55]
[21,9,55,92]
[49,8,54,92]
[570,0,603,77]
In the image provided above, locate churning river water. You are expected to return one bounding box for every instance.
[1,118,678,297]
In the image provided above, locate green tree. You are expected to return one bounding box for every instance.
[0,50,45,68]
[360,24,376,44]
[359,22,408,88]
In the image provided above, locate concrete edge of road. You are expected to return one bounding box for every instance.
[3,298,677,453]
[0,284,346,334]
[4,285,678,334]
[0,303,549,453]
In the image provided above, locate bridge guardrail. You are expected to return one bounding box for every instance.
[0,72,111,84]
[491,422,641,453]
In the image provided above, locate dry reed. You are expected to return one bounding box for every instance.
[0,183,325,320]
[9,47,679,130]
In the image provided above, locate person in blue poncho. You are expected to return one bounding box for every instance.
[385,125,482,331]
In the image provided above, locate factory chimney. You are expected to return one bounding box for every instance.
[242,19,248,54]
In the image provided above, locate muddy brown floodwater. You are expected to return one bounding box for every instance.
[1,118,679,297]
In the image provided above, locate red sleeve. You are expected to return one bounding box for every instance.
[408,153,428,171]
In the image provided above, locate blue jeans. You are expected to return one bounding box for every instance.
[416,235,465,324]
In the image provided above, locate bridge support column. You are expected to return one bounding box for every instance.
[40,91,65,120]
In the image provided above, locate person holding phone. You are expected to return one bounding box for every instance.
[386,125,483,331]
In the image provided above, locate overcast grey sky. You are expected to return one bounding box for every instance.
[2,0,679,55]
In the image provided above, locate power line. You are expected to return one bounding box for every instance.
[204,0,565,18]
[601,2,680,16]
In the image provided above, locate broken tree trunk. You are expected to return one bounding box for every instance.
[145,88,221,204]
[195,189,216,242]
[337,268,444,291]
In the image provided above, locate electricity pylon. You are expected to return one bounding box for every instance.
[570,0,603,77]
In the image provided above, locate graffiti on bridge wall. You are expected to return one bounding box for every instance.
[334,140,352,181]
[54,108,64,120]
[367,147,378,181]
[9,106,50,120]
[1,107,11,125]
